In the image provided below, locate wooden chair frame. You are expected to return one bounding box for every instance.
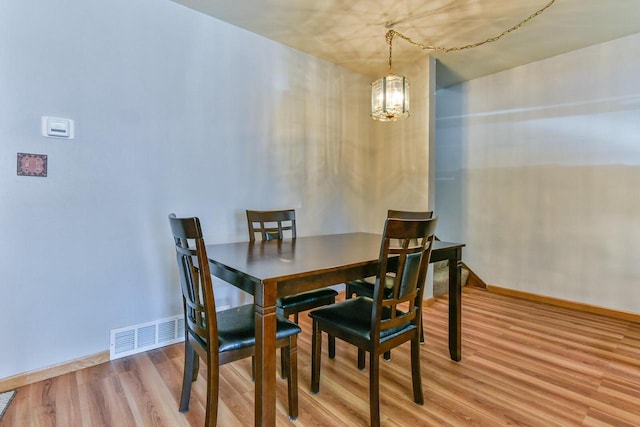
[345,209,434,362]
[169,214,299,426]
[310,217,438,427]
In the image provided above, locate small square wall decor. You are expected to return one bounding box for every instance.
[17,153,47,177]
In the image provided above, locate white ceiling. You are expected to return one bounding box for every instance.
[171,0,640,87]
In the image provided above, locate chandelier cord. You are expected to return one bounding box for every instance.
[387,0,556,53]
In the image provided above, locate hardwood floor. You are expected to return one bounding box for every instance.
[2,288,639,426]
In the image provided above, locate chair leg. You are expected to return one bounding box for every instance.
[281,330,291,380]
[369,351,381,427]
[280,313,296,380]
[357,349,366,370]
[411,335,424,405]
[286,336,299,420]
[310,320,322,394]
[345,283,353,299]
[328,297,336,358]
[420,312,425,344]
[204,352,219,427]
[328,334,336,359]
[280,348,288,379]
[191,352,200,381]
[179,341,197,412]
[358,349,389,368]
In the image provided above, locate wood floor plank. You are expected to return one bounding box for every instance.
[49,372,82,426]
[2,288,639,426]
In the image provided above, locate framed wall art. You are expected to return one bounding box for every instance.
[17,153,47,177]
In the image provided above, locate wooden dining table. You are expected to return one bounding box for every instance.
[206,232,465,427]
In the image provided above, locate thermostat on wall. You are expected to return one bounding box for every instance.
[41,116,74,139]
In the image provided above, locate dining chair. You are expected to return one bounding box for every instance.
[246,209,338,376]
[309,216,437,427]
[345,210,434,299]
[345,209,434,361]
[168,214,301,426]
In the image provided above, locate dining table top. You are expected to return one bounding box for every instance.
[205,232,464,284]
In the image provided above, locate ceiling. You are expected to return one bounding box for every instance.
[171,0,640,87]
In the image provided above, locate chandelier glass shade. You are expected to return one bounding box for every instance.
[371,74,410,121]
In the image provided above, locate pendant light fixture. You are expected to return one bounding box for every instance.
[371,0,556,121]
[371,30,409,122]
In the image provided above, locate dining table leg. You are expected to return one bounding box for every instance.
[448,247,463,362]
[254,279,278,427]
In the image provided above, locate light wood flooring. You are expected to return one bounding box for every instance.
[2,287,639,426]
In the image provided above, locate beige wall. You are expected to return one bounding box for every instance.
[435,33,640,313]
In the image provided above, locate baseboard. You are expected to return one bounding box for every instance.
[423,296,436,307]
[0,350,109,393]
[487,285,640,323]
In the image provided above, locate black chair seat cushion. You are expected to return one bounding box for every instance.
[347,275,394,298]
[278,288,338,312]
[216,304,302,353]
[308,297,415,342]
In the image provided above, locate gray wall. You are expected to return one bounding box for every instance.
[435,33,640,313]
[0,0,434,379]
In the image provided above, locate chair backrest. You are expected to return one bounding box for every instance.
[246,209,296,242]
[371,217,438,340]
[387,209,433,220]
[387,209,434,246]
[168,214,218,353]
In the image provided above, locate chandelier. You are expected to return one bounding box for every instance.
[371,31,409,122]
[371,0,557,121]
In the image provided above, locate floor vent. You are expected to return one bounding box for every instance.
[110,315,185,360]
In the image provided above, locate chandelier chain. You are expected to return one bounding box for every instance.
[386,31,394,73]
[387,0,556,53]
